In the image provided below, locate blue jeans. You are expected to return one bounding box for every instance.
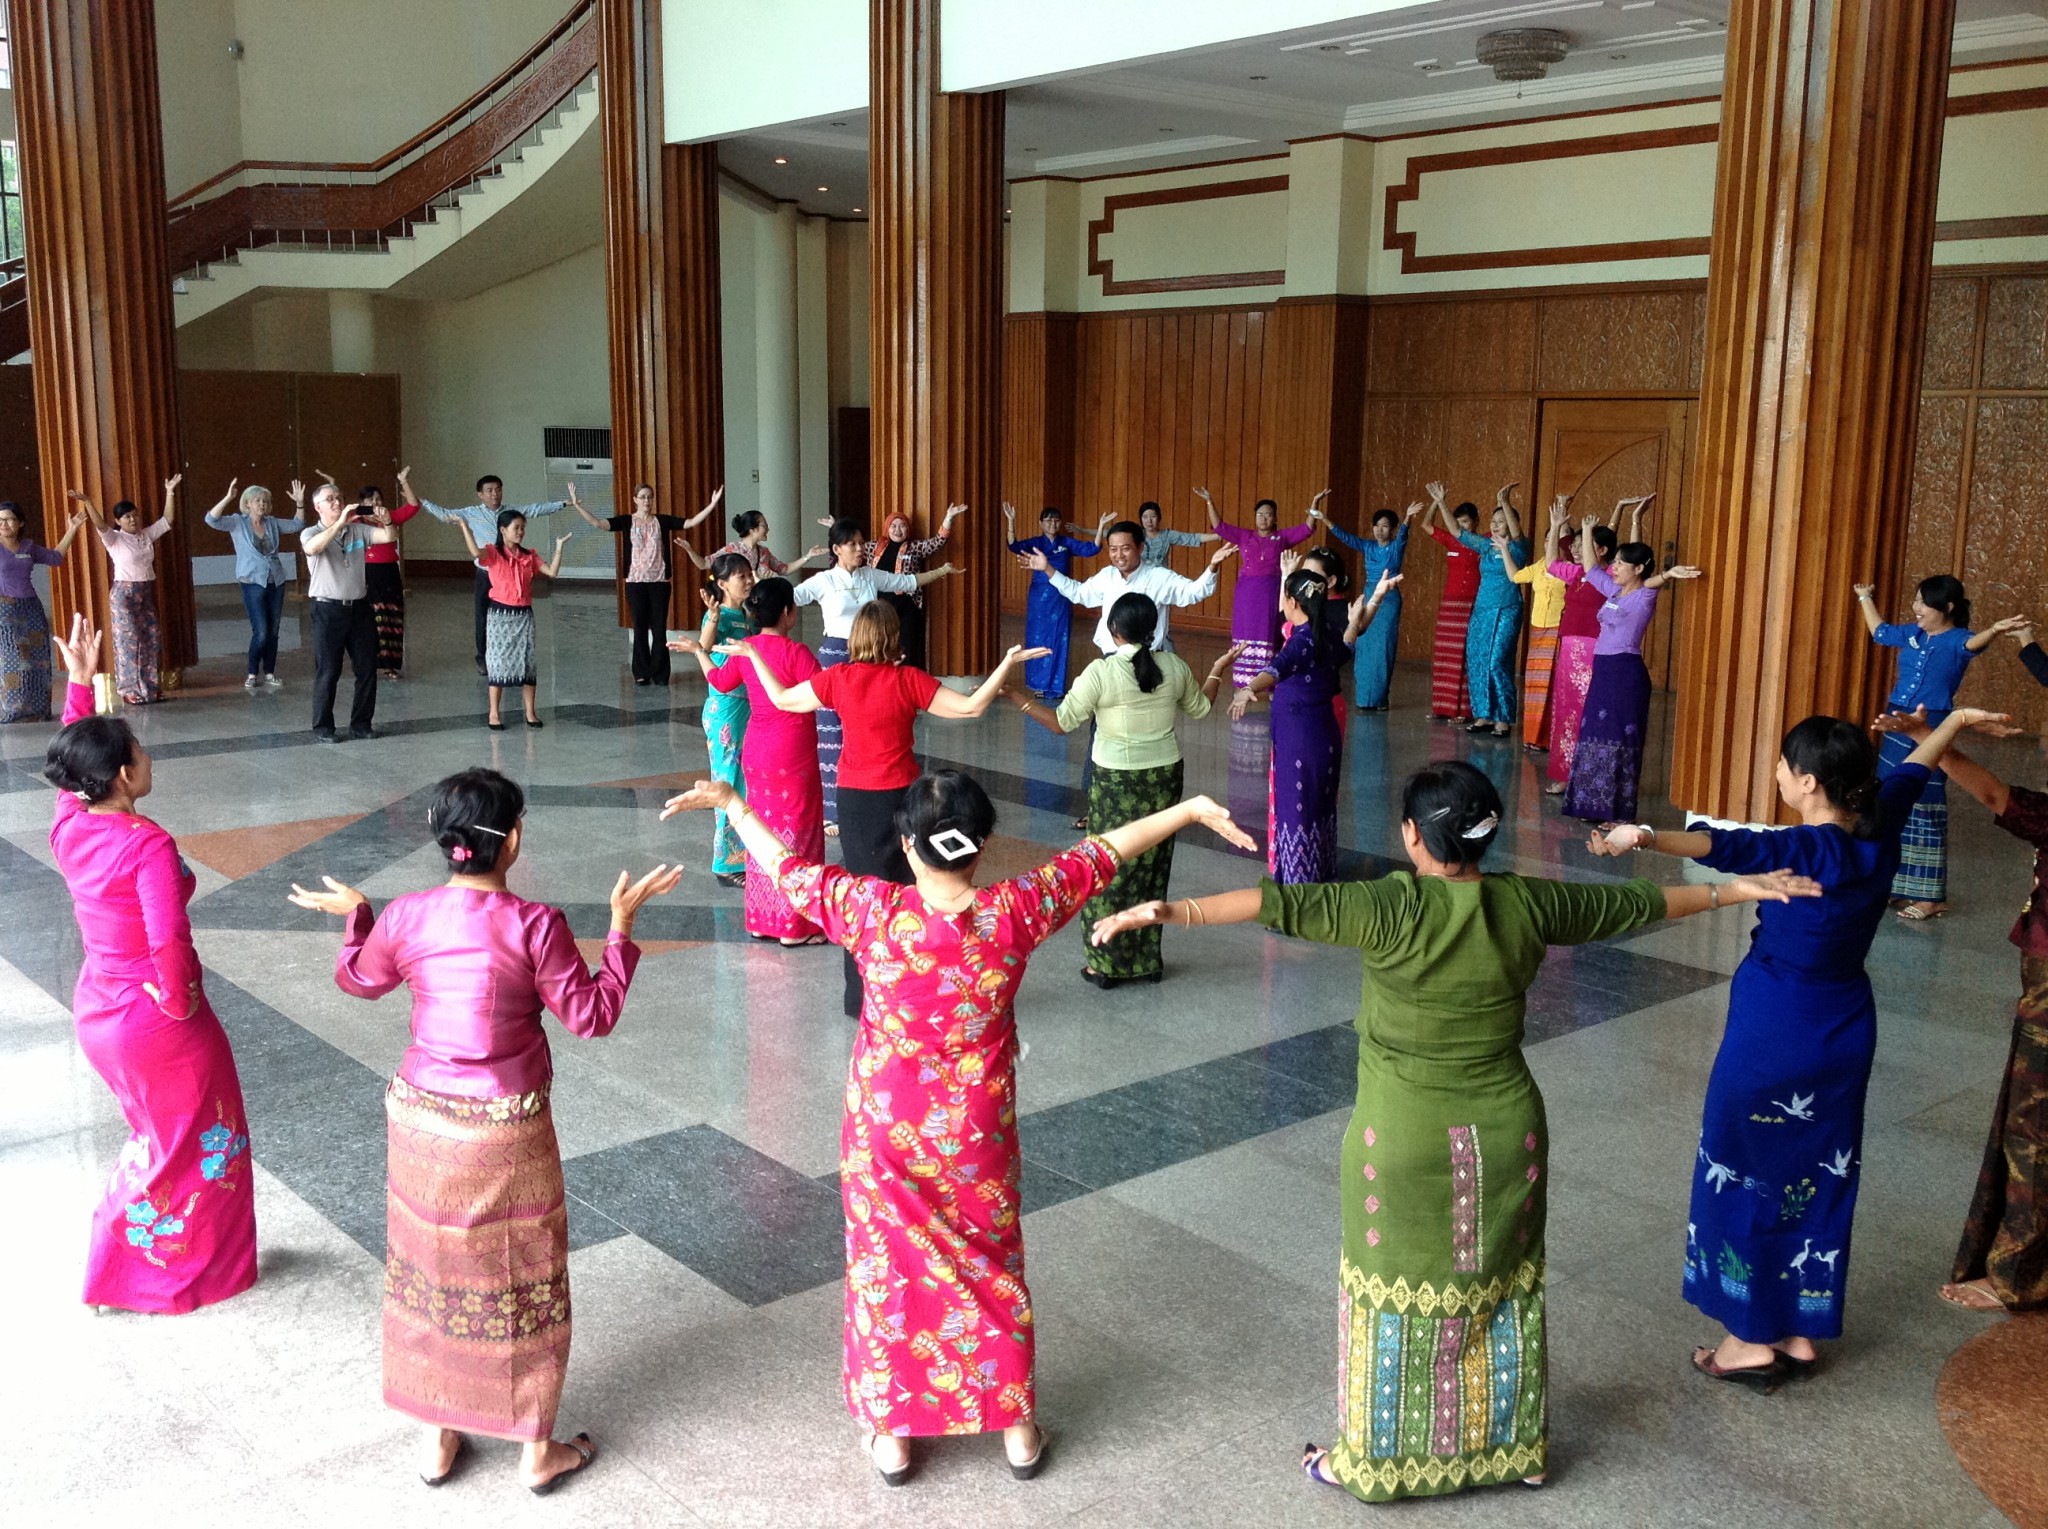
[240,580,286,675]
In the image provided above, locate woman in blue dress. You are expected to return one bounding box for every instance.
[1853,575,2020,919]
[1005,503,1098,700]
[1590,706,2000,1386]
[1318,501,1419,711]
[1457,487,1530,737]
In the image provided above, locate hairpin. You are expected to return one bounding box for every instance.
[925,827,981,864]
[1461,813,1500,840]
[470,824,509,839]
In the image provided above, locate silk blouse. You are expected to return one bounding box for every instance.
[337,887,640,1098]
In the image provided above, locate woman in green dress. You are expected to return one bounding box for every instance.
[1005,593,1241,987]
[1091,760,1819,1502]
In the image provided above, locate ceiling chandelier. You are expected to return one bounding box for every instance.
[1474,27,1572,82]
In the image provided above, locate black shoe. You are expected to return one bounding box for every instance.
[313,726,338,742]
[525,717,544,729]
[636,677,652,687]
[1080,968,1122,990]
[350,726,377,741]
[713,870,746,888]
[475,659,487,676]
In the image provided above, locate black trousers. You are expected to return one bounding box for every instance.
[473,567,492,664]
[625,580,672,683]
[836,785,911,1017]
[310,596,377,734]
[883,592,926,672]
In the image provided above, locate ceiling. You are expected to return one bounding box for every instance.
[724,0,2048,219]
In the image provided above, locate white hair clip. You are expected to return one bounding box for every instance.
[926,828,981,863]
[1461,813,1500,840]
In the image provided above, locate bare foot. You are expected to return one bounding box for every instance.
[1710,1335,1780,1371]
[1771,1336,1817,1363]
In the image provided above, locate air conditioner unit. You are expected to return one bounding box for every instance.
[542,426,614,580]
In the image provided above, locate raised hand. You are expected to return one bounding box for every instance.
[52,611,102,685]
[565,481,581,505]
[698,587,720,612]
[1308,488,1331,519]
[1548,493,1570,524]
[1852,582,1877,600]
[313,468,337,486]
[1404,502,1423,520]
[816,516,835,529]
[610,863,683,927]
[554,533,573,551]
[164,473,183,496]
[1952,706,2022,737]
[1424,480,1446,505]
[997,644,1053,669]
[1662,565,1704,581]
[286,875,368,917]
[1279,548,1303,578]
[1207,542,1238,568]
[1019,548,1051,574]
[659,778,732,819]
[1192,487,1213,503]
[288,479,307,505]
[1732,869,1825,904]
[707,485,725,508]
[712,638,755,659]
[665,635,704,654]
[1373,571,1404,600]
[942,502,968,523]
[1089,900,1171,945]
[1496,482,1518,508]
[1983,613,2033,640]
[802,543,828,561]
[1001,501,1016,526]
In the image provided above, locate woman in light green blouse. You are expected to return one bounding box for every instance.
[1008,592,1240,987]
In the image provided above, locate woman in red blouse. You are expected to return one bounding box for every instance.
[721,601,1044,1015]
[454,510,571,730]
[355,474,422,679]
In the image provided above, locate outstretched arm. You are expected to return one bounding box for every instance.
[161,474,183,529]
[1193,486,1221,529]
[1098,793,1255,866]
[540,534,571,579]
[1496,483,1522,541]
[925,645,1051,718]
[66,490,107,533]
[1968,614,2031,654]
[204,480,241,524]
[451,517,485,562]
[682,485,725,530]
[912,563,957,590]
[1852,583,1884,638]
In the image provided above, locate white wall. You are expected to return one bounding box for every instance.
[662,0,867,144]
[155,0,244,196]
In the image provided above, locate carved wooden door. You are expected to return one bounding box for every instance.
[1533,398,1694,689]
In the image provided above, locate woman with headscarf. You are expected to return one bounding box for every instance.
[861,504,965,671]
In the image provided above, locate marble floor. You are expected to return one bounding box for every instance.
[0,581,2033,1528]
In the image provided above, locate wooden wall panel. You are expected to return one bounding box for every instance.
[1958,397,2048,723]
[1981,277,2048,389]
[1001,311,1076,613]
[1536,291,1692,395]
[1903,395,1969,591]
[1922,277,1983,389]
[175,371,299,560]
[0,367,43,521]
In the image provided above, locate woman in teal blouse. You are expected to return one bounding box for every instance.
[1091,760,1817,1503]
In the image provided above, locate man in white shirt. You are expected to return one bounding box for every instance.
[301,483,395,741]
[1021,519,1234,655]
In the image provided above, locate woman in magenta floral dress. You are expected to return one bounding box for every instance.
[44,614,257,1313]
[665,769,1251,1485]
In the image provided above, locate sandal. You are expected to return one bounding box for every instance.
[1543,782,1567,796]
[528,1432,596,1496]
[1302,1443,1342,1490]
[420,1433,466,1487]
[779,934,827,947]
[1939,1279,2006,1312]
[867,1432,913,1488]
[1007,1423,1048,1481]
[1691,1345,1788,1393]
[1895,903,1946,922]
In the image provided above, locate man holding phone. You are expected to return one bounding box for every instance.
[300,483,395,740]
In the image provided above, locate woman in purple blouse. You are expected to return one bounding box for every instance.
[0,499,87,723]
[1561,524,1701,823]
[1196,485,1318,687]
[290,768,680,1495]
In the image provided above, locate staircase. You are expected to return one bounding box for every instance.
[0,0,598,357]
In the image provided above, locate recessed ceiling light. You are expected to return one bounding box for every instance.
[1022,145,1039,152]
[1248,74,1268,80]
[817,185,829,192]
[1317,43,1342,52]
[851,207,862,213]
[1609,52,1629,61]
[830,120,847,127]
[773,156,788,165]
[1158,126,1175,133]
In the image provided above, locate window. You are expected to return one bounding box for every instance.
[1,142,22,262]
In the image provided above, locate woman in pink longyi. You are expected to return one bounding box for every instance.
[672,574,827,943]
[44,614,258,1315]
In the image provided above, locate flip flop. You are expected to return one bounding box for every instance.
[1895,904,1946,922]
[1691,1345,1788,1393]
[1301,1443,1342,1490]
[1939,1280,2006,1312]
[528,1433,595,1496]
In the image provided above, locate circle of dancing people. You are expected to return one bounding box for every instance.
[15,470,2048,1505]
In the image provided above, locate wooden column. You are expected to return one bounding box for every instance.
[10,0,193,674]
[1672,0,1955,820]
[1261,297,1369,531]
[999,310,1076,613]
[871,0,1005,675]
[599,0,724,628]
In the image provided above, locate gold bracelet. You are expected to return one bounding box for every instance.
[1187,897,1205,925]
